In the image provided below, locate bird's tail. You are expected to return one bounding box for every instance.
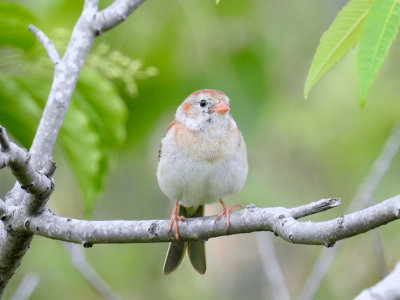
[163,205,206,275]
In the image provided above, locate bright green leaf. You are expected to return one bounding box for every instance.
[63,71,128,213]
[59,101,107,214]
[0,2,38,50]
[74,70,128,149]
[357,0,400,106]
[0,75,42,147]
[3,72,128,214]
[304,0,374,98]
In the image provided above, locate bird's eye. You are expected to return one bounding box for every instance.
[199,99,207,107]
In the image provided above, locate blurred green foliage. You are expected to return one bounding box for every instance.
[0,0,399,300]
[0,4,156,212]
[0,2,37,50]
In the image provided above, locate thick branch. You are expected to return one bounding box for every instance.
[7,195,395,246]
[0,127,55,214]
[0,0,146,294]
[298,124,400,300]
[27,8,96,172]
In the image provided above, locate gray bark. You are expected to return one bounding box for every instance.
[354,262,400,300]
[0,196,398,246]
[0,0,400,298]
[0,0,146,294]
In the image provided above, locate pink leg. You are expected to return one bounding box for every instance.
[168,201,187,240]
[215,199,242,228]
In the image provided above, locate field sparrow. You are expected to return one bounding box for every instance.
[157,89,248,274]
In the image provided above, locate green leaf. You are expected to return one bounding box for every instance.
[58,101,107,214]
[74,71,128,149]
[0,2,38,50]
[61,71,127,213]
[2,71,128,214]
[0,75,42,147]
[357,0,400,106]
[304,0,374,98]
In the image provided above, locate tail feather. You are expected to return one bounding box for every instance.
[187,205,206,274]
[163,241,186,275]
[188,240,206,274]
[163,205,206,275]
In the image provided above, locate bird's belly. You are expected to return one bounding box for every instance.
[157,152,247,208]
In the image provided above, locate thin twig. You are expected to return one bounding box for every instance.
[257,233,291,300]
[0,127,10,151]
[10,273,39,300]
[351,124,400,211]
[297,124,400,300]
[28,25,60,65]
[64,243,121,300]
[370,229,388,277]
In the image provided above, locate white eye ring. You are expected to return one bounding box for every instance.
[199,99,207,107]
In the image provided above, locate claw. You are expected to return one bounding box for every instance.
[215,199,242,229]
[168,201,187,240]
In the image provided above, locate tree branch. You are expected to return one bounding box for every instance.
[0,195,390,245]
[64,243,121,300]
[0,0,146,294]
[94,0,146,33]
[0,128,54,293]
[28,25,60,65]
[10,273,39,300]
[297,124,400,300]
[0,200,7,219]
[354,262,400,300]
[0,126,55,214]
[257,233,291,300]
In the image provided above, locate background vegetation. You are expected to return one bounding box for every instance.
[1,0,400,299]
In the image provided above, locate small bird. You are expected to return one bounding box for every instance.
[157,89,248,275]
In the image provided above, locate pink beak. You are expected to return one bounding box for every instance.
[211,101,230,114]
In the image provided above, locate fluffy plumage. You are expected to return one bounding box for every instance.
[157,89,248,274]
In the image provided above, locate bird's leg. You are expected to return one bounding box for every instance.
[215,199,243,229]
[168,201,187,240]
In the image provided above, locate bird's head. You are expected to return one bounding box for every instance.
[176,89,232,131]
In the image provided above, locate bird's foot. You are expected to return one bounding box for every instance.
[215,199,242,229]
[168,201,187,240]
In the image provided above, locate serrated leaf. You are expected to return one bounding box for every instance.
[357,0,400,106]
[2,71,127,214]
[74,71,128,148]
[0,2,38,50]
[60,72,127,213]
[61,71,128,213]
[304,0,374,98]
[0,75,42,147]
[58,101,106,214]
